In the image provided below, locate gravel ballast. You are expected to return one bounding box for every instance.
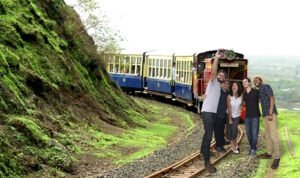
[98,113,260,178]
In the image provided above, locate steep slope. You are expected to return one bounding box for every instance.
[0,0,146,177]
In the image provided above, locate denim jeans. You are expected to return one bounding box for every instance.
[214,116,226,147]
[245,117,260,151]
[201,112,217,163]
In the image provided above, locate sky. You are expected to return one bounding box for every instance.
[65,0,300,56]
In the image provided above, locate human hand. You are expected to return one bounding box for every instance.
[267,115,273,121]
[215,49,225,59]
[229,119,233,124]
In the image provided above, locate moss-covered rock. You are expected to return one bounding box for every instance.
[0,0,147,177]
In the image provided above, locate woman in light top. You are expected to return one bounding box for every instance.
[227,81,243,154]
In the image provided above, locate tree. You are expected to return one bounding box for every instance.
[66,0,122,58]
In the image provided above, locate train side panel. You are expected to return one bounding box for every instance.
[174,83,193,101]
[144,54,173,95]
[174,55,194,103]
[109,73,143,89]
[106,54,144,90]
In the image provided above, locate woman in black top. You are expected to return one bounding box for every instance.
[242,78,261,156]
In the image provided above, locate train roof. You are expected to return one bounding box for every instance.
[116,49,246,59]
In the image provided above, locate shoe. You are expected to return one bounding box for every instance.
[205,163,217,173]
[236,146,240,152]
[271,159,280,169]
[216,147,226,153]
[257,152,272,159]
[224,140,230,145]
[232,149,239,154]
[249,149,256,156]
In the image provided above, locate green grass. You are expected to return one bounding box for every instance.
[84,100,195,165]
[180,112,195,133]
[87,122,177,165]
[253,110,300,178]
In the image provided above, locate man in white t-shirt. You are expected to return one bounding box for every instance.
[200,49,227,174]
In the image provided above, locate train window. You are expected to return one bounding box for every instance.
[131,65,136,74]
[125,57,130,73]
[131,57,136,74]
[163,59,167,68]
[137,57,141,64]
[125,56,130,63]
[161,59,164,78]
[164,68,167,78]
[149,67,152,77]
[119,57,123,73]
[109,64,114,72]
[115,64,119,73]
[131,57,136,64]
[136,65,141,75]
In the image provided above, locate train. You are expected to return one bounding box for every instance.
[106,49,248,113]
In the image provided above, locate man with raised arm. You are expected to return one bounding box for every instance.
[200,49,226,173]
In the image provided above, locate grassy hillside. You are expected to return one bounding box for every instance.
[0,0,148,177]
[254,110,300,178]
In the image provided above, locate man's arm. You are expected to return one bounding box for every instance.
[265,84,275,120]
[210,49,223,81]
[269,96,275,115]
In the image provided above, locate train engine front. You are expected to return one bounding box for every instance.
[193,50,248,113]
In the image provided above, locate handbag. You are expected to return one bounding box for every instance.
[240,105,246,121]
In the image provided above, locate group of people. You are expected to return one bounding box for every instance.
[200,49,281,174]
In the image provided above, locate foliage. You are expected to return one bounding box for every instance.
[67,0,123,56]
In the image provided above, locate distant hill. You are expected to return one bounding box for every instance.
[248,56,300,109]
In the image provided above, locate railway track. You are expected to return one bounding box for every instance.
[145,126,244,178]
[284,124,295,157]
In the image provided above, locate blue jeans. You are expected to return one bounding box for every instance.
[201,112,216,164]
[245,117,260,151]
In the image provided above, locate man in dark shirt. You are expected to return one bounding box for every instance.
[254,76,280,169]
[214,80,229,153]
[242,78,261,156]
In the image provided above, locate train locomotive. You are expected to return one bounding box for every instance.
[106,49,248,113]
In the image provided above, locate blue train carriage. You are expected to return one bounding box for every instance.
[143,52,174,98]
[173,54,195,106]
[106,53,144,91]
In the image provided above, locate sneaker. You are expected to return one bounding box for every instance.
[249,149,256,156]
[257,152,272,159]
[232,149,239,154]
[216,147,226,153]
[271,159,280,169]
[205,163,217,173]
